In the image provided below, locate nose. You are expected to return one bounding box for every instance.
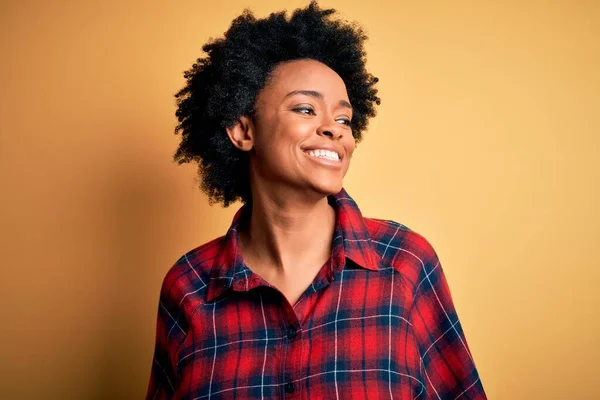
[317,117,344,140]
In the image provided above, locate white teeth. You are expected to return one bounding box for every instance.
[305,149,340,161]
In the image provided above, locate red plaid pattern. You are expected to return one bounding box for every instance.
[146,188,486,399]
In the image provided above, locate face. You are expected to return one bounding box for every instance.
[229,59,356,199]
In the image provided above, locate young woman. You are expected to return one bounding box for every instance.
[146,2,486,398]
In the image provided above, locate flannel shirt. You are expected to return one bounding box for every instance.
[146,188,486,399]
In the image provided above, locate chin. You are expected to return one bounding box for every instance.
[309,179,343,196]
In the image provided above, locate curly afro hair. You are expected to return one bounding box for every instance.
[173,0,380,207]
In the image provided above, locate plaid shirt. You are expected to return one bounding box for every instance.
[147,188,486,399]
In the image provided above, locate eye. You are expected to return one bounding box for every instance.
[292,106,352,126]
[337,118,352,127]
[292,106,315,115]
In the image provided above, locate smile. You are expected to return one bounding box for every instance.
[303,149,341,161]
[302,150,343,169]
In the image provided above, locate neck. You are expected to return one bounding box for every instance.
[238,185,337,280]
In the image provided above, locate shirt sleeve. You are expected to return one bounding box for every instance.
[146,269,189,399]
[410,252,486,399]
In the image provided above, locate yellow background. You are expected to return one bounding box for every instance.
[1,0,598,398]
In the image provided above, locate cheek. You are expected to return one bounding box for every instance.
[346,140,357,160]
[270,121,313,158]
[253,130,301,168]
[285,117,315,139]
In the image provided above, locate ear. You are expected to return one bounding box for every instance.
[225,115,255,152]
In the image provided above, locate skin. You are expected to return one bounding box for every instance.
[225,59,356,305]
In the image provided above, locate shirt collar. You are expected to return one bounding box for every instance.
[205,187,380,303]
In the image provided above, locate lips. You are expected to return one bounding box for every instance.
[301,150,344,169]
[303,149,341,161]
[301,146,344,160]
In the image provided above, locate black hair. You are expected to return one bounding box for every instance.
[173,0,380,207]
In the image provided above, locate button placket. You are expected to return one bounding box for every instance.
[287,326,297,341]
[285,381,296,394]
[280,303,302,398]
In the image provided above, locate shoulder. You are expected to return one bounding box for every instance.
[364,217,440,287]
[159,235,224,307]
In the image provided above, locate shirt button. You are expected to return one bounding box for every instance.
[285,381,296,393]
[287,326,297,341]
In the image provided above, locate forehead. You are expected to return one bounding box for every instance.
[262,59,349,100]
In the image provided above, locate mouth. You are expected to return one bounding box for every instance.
[302,149,344,169]
[302,148,343,162]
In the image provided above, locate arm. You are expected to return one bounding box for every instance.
[410,253,486,399]
[146,270,189,399]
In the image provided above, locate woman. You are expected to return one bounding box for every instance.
[147,2,486,398]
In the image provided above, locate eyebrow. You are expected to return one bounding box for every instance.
[284,90,352,110]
